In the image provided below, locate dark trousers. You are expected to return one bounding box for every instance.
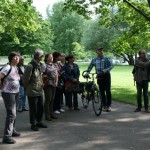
[136,80,149,110]
[2,92,19,139]
[44,85,55,118]
[28,96,44,125]
[98,73,112,107]
[66,92,78,108]
[53,87,61,111]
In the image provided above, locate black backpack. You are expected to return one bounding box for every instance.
[0,65,12,82]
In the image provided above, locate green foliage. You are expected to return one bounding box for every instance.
[47,2,85,54]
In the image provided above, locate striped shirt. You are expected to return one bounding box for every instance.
[87,56,113,74]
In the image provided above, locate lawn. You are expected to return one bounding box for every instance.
[77,62,137,105]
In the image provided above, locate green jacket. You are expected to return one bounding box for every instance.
[134,57,150,84]
[22,59,43,97]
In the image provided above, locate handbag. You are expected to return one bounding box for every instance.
[65,81,80,93]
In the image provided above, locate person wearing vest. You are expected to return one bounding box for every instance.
[133,49,150,113]
[22,49,47,131]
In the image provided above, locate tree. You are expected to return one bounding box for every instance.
[64,0,150,65]
[47,2,85,55]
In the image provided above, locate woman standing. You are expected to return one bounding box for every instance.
[0,52,21,144]
[63,55,80,110]
[41,53,58,120]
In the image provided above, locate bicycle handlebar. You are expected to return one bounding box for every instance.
[82,70,97,79]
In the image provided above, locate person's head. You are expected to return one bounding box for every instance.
[96,48,104,58]
[44,53,53,63]
[53,52,61,63]
[138,49,147,59]
[8,51,20,65]
[18,56,24,66]
[65,54,75,63]
[34,49,44,62]
[60,53,66,63]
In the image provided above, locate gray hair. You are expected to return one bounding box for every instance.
[34,49,44,59]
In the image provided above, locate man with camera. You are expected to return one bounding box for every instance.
[86,48,113,112]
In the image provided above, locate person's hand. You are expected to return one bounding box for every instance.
[73,78,78,82]
[83,73,90,78]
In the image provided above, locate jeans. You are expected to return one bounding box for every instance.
[18,86,27,110]
[98,73,112,107]
[2,92,19,139]
[136,80,149,110]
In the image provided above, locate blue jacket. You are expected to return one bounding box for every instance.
[63,63,80,81]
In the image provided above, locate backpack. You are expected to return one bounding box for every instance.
[0,65,12,89]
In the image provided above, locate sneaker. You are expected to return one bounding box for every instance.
[31,125,39,131]
[12,132,21,137]
[54,110,61,114]
[74,108,80,111]
[103,106,107,111]
[18,109,23,112]
[2,138,16,144]
[134,108,141,112]
[22,108,29,111]
[59,109,65,113]
[36,122,48,128]
[51,115,58,119]
[145,109,150,113]
[106,107,111,112]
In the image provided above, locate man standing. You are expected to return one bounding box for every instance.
[133,49,150,113]
[86,48,113,112]
[22,49,47,131]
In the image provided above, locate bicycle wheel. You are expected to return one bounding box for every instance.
[81,92,89,109]
[92,87,103,116]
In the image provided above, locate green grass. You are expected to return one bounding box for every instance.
[77,62,137,105]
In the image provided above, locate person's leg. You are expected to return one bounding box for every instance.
[28,97,37,125]
[66,92,73,109]
[105,74,112,108]
[18,86,24,111]
[136,82,142,111]
[21,86,27,110]
[36,96,44,123]
[142,80,149,111]
[44,86,51,119]
[53,88,61,111]
[73,92,79,109]
[2,93,17,140]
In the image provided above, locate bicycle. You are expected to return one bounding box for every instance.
[79,70,103,116]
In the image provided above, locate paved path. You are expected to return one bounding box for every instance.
[0,95,150,150]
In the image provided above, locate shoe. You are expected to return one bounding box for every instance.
[106,107,111,112]
[2,138,16,144]
[22,108,29,111]
[134,108,141,112]
[103,106,107,111]
[59,109,65,113]
[31,125,39,131]
[36,122,48,128]
[12,132,21,137]
[145,109,150,113]
[74,108,80,111]
[45,116,52,121]
[68,107,73,110]
[51,115,58,119]
[54,110,61,114]
[18,109,23,112]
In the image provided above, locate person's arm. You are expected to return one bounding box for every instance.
[135,58,150,68]
[87,59,95,73]
[22,64,33,89]
[103,57,114,73]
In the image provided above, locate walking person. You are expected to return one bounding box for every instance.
[22,49,47,131]
[133,49,150,113]
[17,56,28,112]
[86,48,113,112]
[0,52,21,144]
[41,53,58,121]
[63,54,80,110]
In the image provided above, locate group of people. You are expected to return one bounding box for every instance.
[5,47,149,144]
